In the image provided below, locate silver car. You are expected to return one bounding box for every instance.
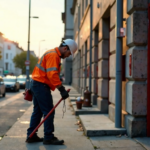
[17,76,26,89]
[0,76,6,97]
[3,76,20,92]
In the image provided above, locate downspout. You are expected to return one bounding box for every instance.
[147,3,150,137]
[78,3,81,91]
[89,0,93,92]
[115,0,123,128]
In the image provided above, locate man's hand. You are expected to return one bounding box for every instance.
[58,86,69,99]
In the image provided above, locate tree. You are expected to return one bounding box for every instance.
[0,51,2,60]
[13,51,38,74]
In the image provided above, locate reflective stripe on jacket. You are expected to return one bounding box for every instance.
[32,47,62,91]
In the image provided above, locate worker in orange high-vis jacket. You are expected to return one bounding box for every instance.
[26,39,77,145]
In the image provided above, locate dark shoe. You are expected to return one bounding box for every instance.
[26,136,43,143]
[43,136,64,145]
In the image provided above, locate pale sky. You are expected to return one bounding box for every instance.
[0,0,64,57]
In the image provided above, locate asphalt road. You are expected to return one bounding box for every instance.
[0,90,32,137]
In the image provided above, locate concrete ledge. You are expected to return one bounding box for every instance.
[79,114,126,137]
[97,97,108,113]
[71,101,103,116]
[69,93,81,97]
[125,115,146,137]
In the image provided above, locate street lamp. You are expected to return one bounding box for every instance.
[39,40,45,58]
[26,0,39,89]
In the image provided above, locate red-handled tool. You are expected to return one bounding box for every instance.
[26,89,71,141]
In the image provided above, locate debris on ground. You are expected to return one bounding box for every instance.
[69,104,73,107]
[75,120,81,125]
[77,127,83,131]
[116,134,122,138]
[75,120,84,132]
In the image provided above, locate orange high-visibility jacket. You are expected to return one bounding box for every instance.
[32,47,62,91]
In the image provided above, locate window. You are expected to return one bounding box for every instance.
[85,0,88,8]
[8,45,11,50]
[6,53,8,59]
[82,0,84,17]
[10,64,12,70]
[5,63,8,70]
[78,5,81,27]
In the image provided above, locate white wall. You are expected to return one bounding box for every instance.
[3,41,22,75]
[0,36,4,74]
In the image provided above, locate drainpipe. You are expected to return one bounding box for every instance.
[147,3,150,137]
[89,0,93,92]
[115,0,123,128]
[78,4,80,92]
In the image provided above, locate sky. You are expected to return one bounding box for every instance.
[0,0,64,57]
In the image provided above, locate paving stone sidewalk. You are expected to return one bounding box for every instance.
[0,85,149,150]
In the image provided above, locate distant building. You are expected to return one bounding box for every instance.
[3,39,23,76]
[61,0,74,85]
[30,51,36,57]
[0,32,4,75]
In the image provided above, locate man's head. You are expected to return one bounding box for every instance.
[59,39,77,59]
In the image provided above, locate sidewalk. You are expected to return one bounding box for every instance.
[0,85,149,150]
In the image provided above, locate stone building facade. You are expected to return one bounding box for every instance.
[63,0,149,137]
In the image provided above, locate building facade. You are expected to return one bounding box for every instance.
[61,0,74,85]
[0,33,4,75]
[67,0,149,137]
[30,51,37,57]
[3,39,23,76]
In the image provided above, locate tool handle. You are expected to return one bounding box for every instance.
[27,89,71,141]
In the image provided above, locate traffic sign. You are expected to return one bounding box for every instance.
[25,60,30,65]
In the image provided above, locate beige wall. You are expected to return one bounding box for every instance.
[79,6,90,49]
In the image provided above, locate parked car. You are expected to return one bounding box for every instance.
[3,76,20,92]
[59,73,63,82]
[17,76,26,89]
[0,76,6,97]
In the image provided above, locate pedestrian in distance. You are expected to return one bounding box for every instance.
[26,39,77,145]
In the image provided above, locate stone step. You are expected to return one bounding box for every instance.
[69,93,81,97]
[70,101,104,116]
[79,114,126,137]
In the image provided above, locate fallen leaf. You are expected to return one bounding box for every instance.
[77,127,83,131]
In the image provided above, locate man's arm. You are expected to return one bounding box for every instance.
[57,84,69,100]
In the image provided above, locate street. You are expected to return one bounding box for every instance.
[0,90,32,137]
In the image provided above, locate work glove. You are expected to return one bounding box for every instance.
[58,86,69,100]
